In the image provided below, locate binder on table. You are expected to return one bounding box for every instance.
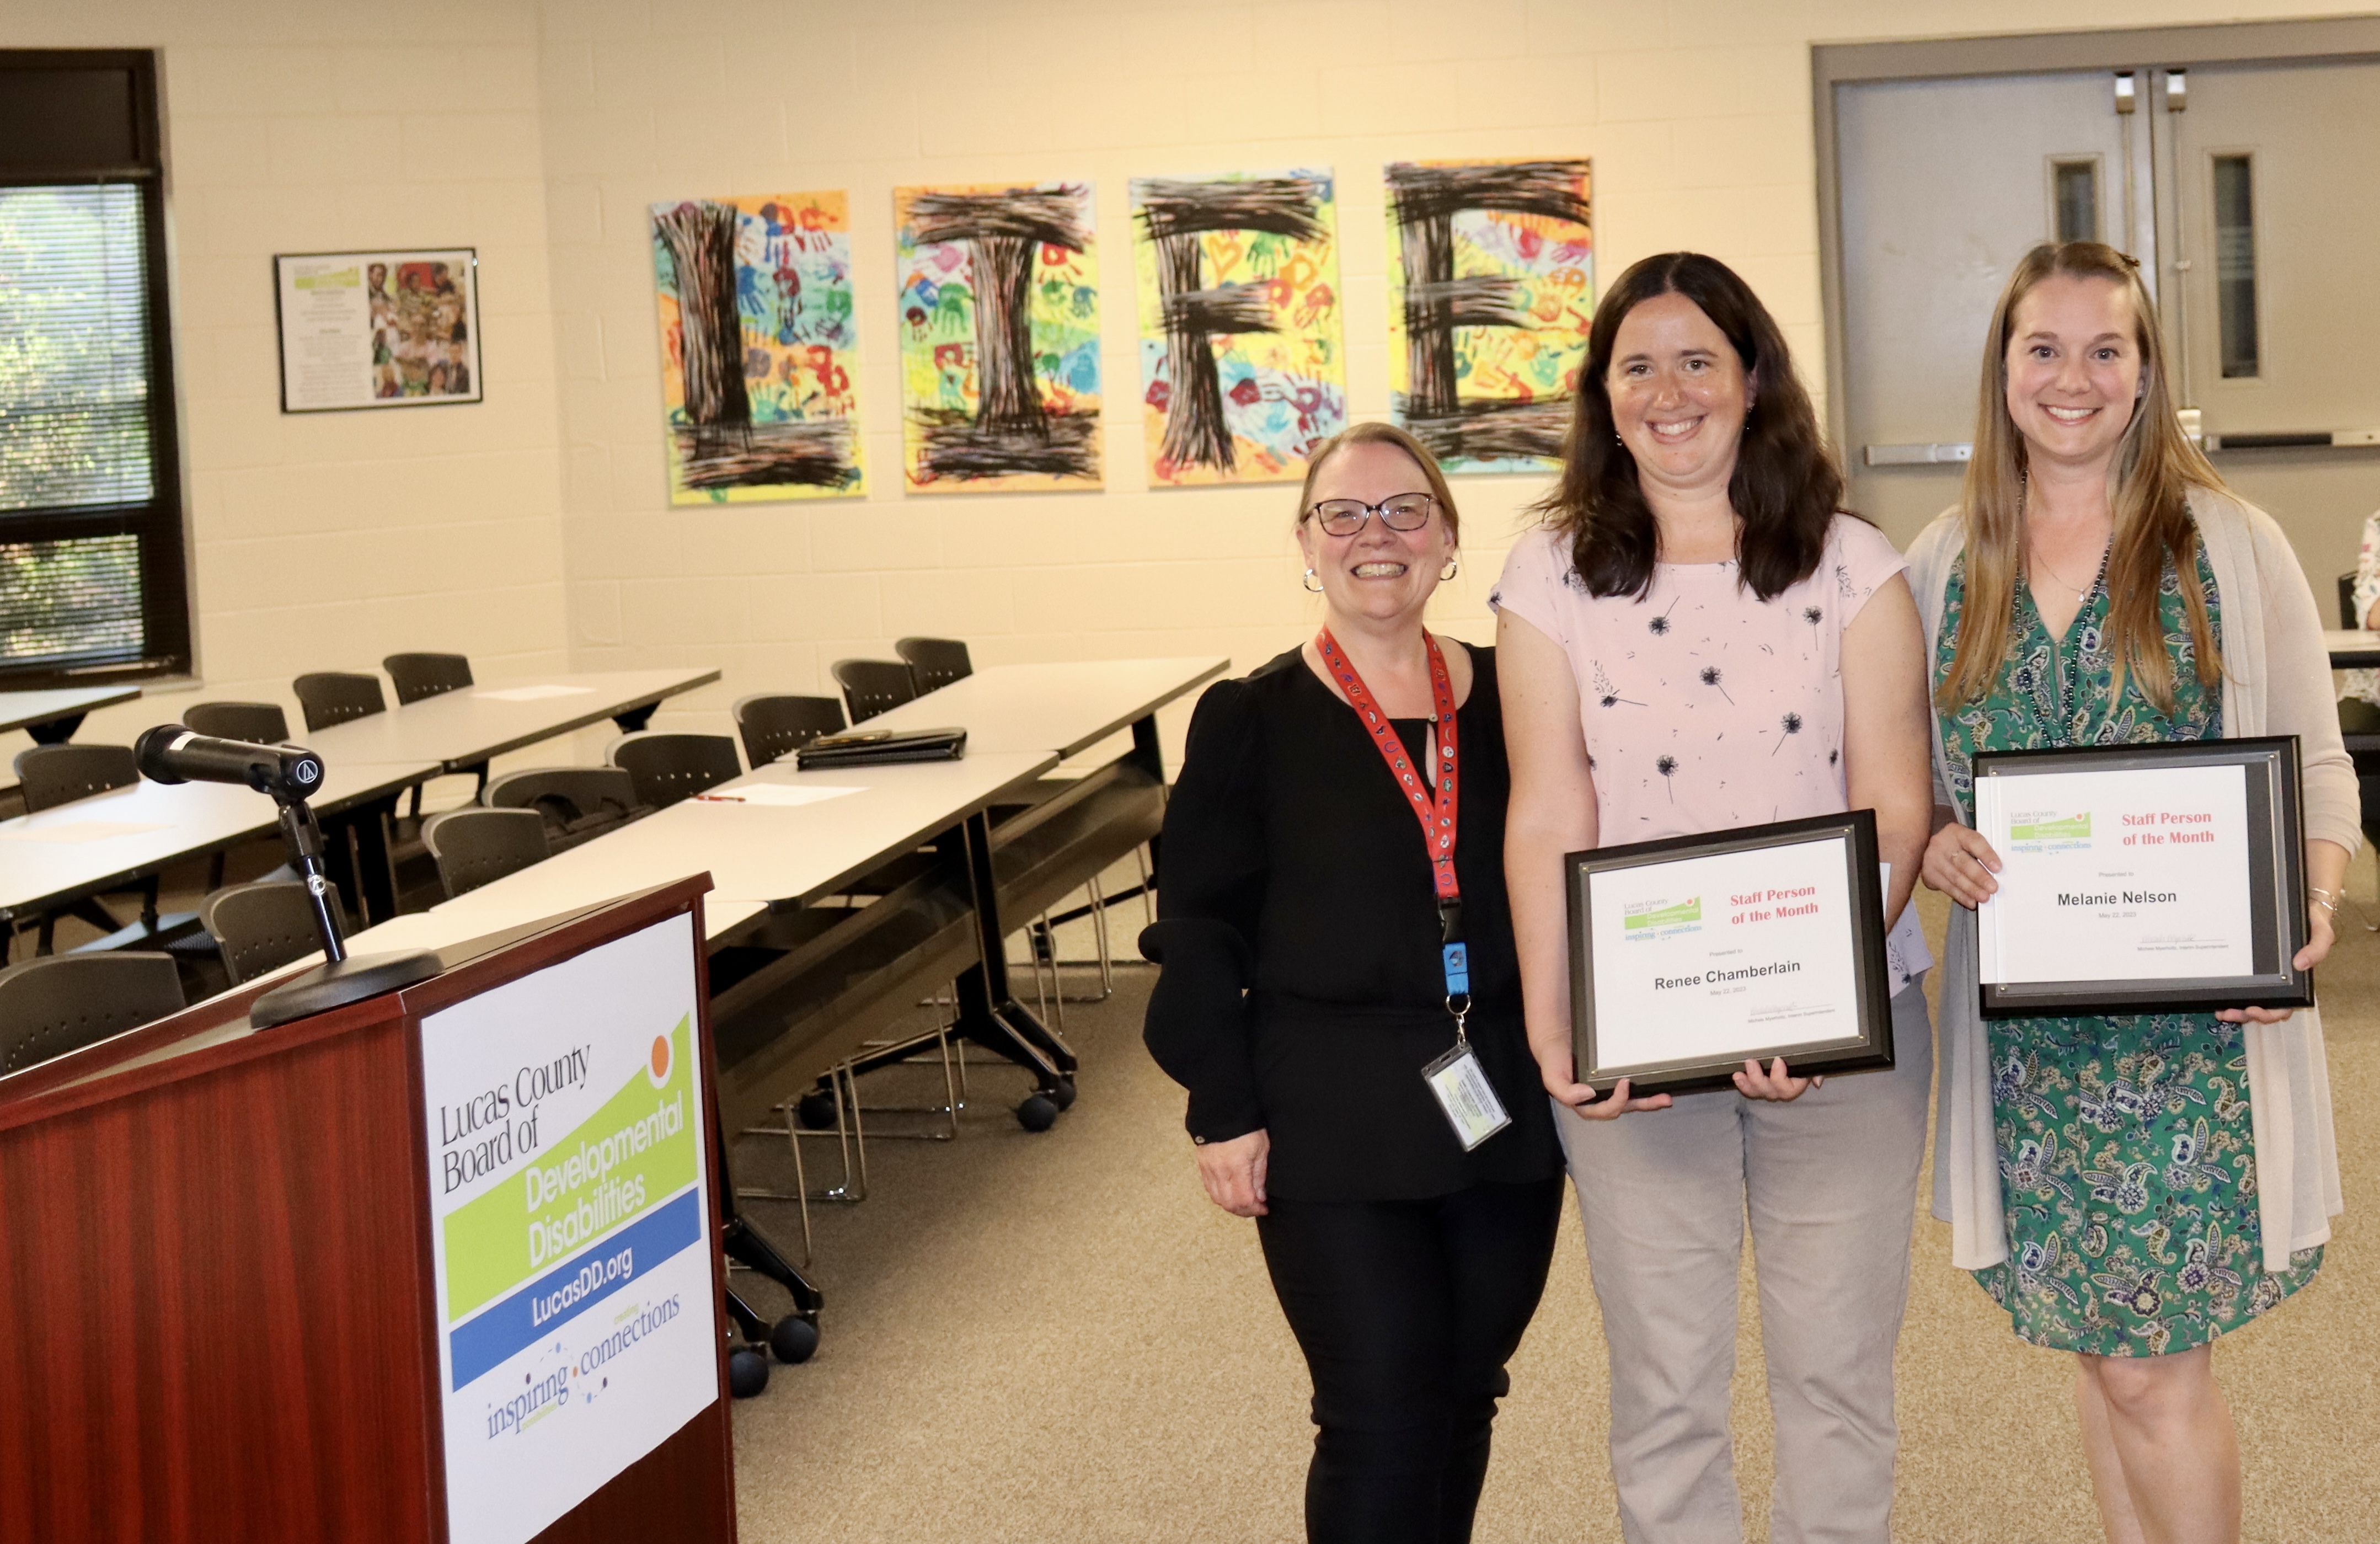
[795,725,967,768]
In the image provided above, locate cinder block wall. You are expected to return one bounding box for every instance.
[10,0,2363,765]
[5,0,569,760]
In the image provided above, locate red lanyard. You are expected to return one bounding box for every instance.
[1316,628,1460,901]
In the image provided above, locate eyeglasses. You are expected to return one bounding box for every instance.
[1307,493,1437,537]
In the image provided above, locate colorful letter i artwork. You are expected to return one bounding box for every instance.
[1131,169,1346,486]
[894,181,1102,492]
[650,191,864,504]
[1386,159,1592,473]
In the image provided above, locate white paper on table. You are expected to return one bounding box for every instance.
[1586,834,1863,1069]
[0,820,172,845]
[691,783,863,808]
[475,685,595,702]
[1976,762,2253,985]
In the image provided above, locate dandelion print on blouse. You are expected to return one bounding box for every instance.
[1488,512,1935,991]
[1935,544,2320,1356]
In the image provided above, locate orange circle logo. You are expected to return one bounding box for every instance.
[649,1034,671,1084]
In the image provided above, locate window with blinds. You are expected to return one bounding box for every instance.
[0,51,189,689]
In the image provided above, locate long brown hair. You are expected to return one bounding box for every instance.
[1534,252,1848,602]
[1938,242,2224,712]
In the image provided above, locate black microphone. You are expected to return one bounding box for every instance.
[135,725,327,802]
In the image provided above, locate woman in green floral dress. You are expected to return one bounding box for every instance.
[1909,242,2354,1544]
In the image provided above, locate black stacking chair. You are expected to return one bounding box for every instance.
[832,659,919,724]
[200,880,346,986]
[894,637,972,694]
[292,671,387,733]
[384,652,473,706]
[2340,573,2361,630]
[17,744,138,810]
[733,694,847,768]
[384,652,488,811]
[184,701,291,742]
[608,733,742,809]
[13,744,167,953]
[0,953,184,1076]
[421,808,549,899]
[484,767,646,852]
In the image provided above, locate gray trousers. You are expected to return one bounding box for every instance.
[1555,982,1934,1544]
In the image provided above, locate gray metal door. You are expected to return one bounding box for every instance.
[1829,44,2380,583]
[1835,70,2149,548]
[2162,58,2380,589]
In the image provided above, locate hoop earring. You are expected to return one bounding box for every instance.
[1303,567,1323,594]
[1440,557,1460,581]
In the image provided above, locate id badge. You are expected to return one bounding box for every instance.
[1421,1041,1510,1152]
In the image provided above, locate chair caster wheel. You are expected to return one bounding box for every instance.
[1017,1094,1060,1132]
[728,1347,771,1398]
[770,1315,820,1364]
[1050,1079,1078,1111]
[796,1089,838,1129]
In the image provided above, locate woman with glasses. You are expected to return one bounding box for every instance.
[1496,252,1937,1542]
[1142,420,1563,1544]
[1914,242,2349,1544]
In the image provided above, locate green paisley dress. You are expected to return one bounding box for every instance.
[1935,543,2322,1356]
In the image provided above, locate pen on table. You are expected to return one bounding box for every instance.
[694,792,746,803]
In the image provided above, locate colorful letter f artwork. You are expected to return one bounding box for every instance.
[893,181,1103,493]
[1130,169,1346,487]
[1386,159,1593,473]
[649,191,864,504]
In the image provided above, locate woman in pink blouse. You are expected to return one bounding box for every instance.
[1496,252,1935,1541]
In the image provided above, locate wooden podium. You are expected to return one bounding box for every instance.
[0,877,736,1544]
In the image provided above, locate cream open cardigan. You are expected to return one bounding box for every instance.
[1907,487,2354,1275]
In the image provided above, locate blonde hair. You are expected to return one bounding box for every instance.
[1296,421,1461,544]
[1938,242,2225,713]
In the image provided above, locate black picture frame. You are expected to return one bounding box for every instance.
[1972,736,2308,1019]
[1565,809,1896,1097]
[272,247,484,414]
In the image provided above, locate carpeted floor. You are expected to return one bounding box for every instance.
[724,863,2380,1542]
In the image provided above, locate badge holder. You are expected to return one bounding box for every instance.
[1420,899,1509,1151]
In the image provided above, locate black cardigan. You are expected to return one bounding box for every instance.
[1142,644,1560,1202]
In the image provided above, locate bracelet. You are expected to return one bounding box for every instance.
[2309,885,2341,916]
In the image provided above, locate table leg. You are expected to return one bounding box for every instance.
[612,703,659,734]
[960,810,1078,1077]
[1131,710,1165,889]
[24,713,87,746]
[323,796,402,925]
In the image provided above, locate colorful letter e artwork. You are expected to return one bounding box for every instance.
[650,191,864,504]
[1130,169,1346,487]
[1386,159,1592,473]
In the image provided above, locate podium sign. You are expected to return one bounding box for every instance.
[421,912,718,1544]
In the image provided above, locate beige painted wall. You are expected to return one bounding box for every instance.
[536,0,2377,746]
[4,0,569,763]
[9,0,2371,765]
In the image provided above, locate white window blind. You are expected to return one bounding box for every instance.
[0,180,158,673]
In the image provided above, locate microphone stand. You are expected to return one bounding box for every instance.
[275,792,347,964]
[247,787,440,1032]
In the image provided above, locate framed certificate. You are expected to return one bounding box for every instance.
[1565,811,1896,1096]
[1972,737,2308,1018]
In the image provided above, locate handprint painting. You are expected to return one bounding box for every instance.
[1386,159,1593,473]
[1131,169,1346,487]
[650,191,864,504]
[894,181,1103,493]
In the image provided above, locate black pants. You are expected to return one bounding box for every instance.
[1255,1175,1564,1544]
